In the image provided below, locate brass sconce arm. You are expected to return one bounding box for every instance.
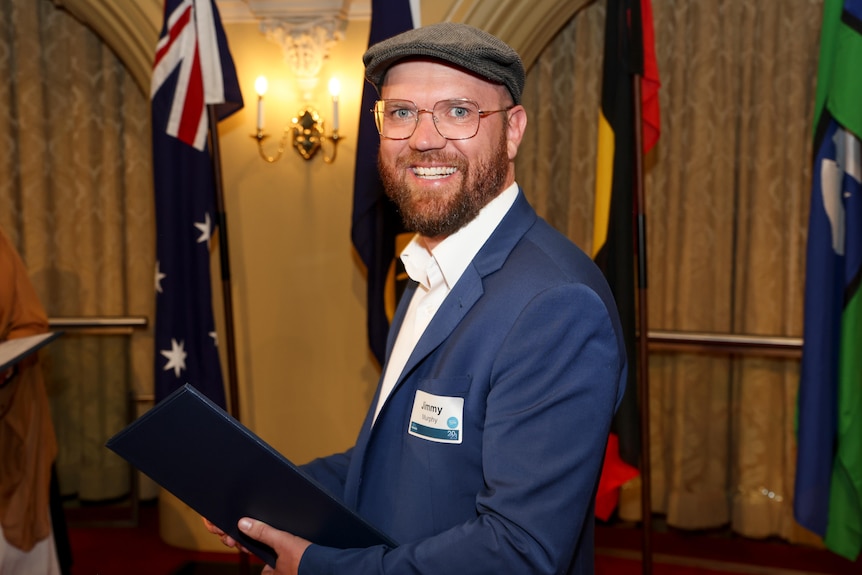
[252,79,342,163]
[252,108,341,164]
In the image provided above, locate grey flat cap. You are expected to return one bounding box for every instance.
[363,22,526,104]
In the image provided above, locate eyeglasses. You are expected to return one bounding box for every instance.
[372,98,512,141]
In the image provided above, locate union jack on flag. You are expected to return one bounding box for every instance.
[152,0,240,150]
[151,0,242,407]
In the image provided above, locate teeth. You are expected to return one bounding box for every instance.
[413,166,457,178]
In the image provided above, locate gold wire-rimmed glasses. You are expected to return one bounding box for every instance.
[372,98,512,140]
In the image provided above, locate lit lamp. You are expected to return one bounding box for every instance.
[252,75,343,164]
[255,75,268,132]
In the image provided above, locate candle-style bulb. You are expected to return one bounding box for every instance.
[255,75,268,97]
[254,76,267,132]
[328,77,341,132]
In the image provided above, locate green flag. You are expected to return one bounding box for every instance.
[794,0,862,561]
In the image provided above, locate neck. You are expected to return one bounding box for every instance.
[418,235,444,252]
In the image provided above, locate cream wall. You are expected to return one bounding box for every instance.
[214,19,379,464]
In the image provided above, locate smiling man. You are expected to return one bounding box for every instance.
[207,22,628,575]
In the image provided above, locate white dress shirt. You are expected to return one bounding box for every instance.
[372,182,520,423]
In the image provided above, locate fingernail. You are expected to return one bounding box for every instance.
[238,518,252,531]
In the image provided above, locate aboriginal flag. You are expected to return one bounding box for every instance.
[593,0,660,520]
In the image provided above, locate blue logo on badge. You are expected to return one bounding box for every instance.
[447,417,459,429]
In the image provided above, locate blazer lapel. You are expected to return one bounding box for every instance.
[382,189,538,403]
[399,265,483,377]
[344,189,538,506]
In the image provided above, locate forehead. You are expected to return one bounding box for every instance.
[380,59,507,104]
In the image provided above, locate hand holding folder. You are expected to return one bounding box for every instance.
[106,384,396,567]
[203,514,312,572]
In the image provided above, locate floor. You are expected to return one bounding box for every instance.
[62,500,862,575]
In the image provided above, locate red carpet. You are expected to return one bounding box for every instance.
[596,521,862,575]
[65,502,861,575]
[67,502,264,575]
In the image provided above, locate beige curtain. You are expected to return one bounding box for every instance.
[516,0,821,544]
[0,0,153,501]
[0,0,830,548]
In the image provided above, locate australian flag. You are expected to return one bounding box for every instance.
[151,0,242,406]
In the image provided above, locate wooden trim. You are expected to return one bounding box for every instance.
[647,330,803,359]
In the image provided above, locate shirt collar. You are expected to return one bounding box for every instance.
[401,182,519,291]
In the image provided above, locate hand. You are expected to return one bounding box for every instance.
[237,517,311,575]
[202,517,251,554]
[0,366,16,388]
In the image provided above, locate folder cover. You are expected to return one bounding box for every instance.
[0,331,63,372]
[106,383,396,567]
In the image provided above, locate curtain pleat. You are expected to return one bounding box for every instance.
[0,0,153,502]
[516,0,822,544]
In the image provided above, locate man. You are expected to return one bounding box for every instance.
[209,22,627,574]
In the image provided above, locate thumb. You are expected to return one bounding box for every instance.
[238,517,275,546]
[239,517,311,574]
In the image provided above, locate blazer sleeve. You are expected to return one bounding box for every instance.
[299,448,354,500]
[299,282,625,575]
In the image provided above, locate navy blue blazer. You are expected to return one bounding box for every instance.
[301,189,627,574]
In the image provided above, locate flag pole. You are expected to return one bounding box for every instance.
[632,73,653,575]
[206,105,241,422]
[207,105,249,575]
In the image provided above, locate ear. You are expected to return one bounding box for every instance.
[505,105,527,160]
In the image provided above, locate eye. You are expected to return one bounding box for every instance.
[440,101,477,123]
[450,106,471,119]
[388,104,416,121]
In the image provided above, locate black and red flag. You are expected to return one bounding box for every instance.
[593,0,660,520]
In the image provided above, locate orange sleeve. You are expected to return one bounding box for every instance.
[0,228,49,342]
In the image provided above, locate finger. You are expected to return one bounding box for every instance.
[237,517,274,546]
[202,517,225,536]
[239,517,310,573]
[203,517,239,550]
[202,518,241,549]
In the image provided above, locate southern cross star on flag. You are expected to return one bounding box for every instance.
[151,0,242,407]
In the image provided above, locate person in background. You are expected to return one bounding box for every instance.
[0,226,66,574]
[207,22,628,575]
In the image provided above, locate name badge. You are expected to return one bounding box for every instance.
[409,390,464,444]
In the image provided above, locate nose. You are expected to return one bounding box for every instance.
[409,109,446,150]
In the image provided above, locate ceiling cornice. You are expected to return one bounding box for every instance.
[50,0,584,95]
[215,0,370,23]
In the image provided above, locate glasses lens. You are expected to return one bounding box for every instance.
[374,100,417,139]
[373,99,483,140]
[433,100,480,140]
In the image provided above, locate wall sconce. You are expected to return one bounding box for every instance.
[252,75,342,164]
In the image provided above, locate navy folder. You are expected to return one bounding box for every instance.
[106,383,396,567]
